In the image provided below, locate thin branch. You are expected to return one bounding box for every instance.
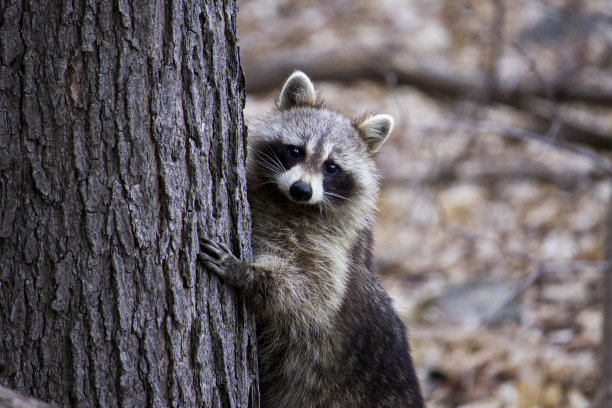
[482,260,609,327]
[384,166,606,190]
[440,220,609,327]
[481,265,544,326]
[414,119,612,176]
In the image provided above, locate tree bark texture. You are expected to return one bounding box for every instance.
[0,1,258,407]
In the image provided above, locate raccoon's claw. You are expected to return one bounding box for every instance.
[198,237,237,278]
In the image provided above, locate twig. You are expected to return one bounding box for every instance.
[481,265,544,326]
[437,208,609,327]
[383,166,606,190]
[414,119,612,176]
[483,260,611,327]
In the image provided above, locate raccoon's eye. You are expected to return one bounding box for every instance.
[288,146,304,158]
[325,162,339,174]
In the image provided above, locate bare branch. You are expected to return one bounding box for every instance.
[414,119,612,176]
[244,50,612,106]
[440,221,608,327]
[244,50,612,152]
[384,166,606,190]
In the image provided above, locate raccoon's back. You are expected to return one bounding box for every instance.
[334,270,423,407]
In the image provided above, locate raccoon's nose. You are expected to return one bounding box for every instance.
[289,181,313,202]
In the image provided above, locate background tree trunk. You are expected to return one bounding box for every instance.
[597,194,612,408]
[0,1,258,407]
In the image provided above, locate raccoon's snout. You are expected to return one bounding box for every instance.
[289,181,313,202]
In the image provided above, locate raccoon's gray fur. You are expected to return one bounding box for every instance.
[199,71,424,408]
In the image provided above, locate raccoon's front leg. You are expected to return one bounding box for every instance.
[198,237,268,300]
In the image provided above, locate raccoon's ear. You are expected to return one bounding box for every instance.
[357,114,394,154]
[277,71,317,110]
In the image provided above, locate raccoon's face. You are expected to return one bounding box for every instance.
[251,117,360,207]
[246,71,393,214]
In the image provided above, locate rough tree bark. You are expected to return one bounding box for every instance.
[0,1,258,407]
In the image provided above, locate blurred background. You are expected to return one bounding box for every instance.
[238,1,612,406]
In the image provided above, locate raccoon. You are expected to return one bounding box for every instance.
[199,71,424,408]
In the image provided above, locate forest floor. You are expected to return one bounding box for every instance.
[239,0,612,406]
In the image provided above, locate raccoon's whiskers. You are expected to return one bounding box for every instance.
[253,149,285,174]
[254,180,279,189]
[324,191,356,204]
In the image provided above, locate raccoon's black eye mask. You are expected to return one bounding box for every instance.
[265,141,306,170]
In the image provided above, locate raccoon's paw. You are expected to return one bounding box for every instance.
[198,237,239,278]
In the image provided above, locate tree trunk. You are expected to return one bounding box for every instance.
[0,1,258,407]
